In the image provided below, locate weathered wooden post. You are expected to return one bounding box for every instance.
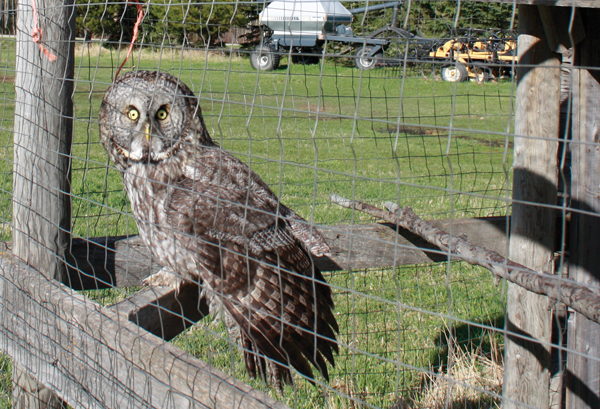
[11,0,75,406]
[565,8,600,409]
[503,5,560,408]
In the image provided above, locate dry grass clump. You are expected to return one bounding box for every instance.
[325,377,369,409]
[326,336,504,409]
[74,42,112,57]
[417,341,504,409]
[74,42,244,64]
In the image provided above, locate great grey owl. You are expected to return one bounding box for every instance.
[98,70,338,387]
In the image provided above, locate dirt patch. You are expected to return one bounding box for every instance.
[377,125,438,135]
[377,126,512,148]
[1,74,14,84]
[455,134,513,149]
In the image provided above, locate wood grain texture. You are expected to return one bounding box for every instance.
[109,281,210,341]
[503,5,561,409]
[63,218,509,290]
[11,364,65,409]
[11,0,75,405]
[318,218,509,270]
[538,6,585,54]
[328,196,600,326]
[0,257,288,409]
[66,235,157,290]
[12,0,74,281]
[56,217,509,352]
[566,8,600,409]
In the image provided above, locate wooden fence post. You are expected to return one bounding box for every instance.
[11,0,75,405]
[503,5,560,408]
[565,8,600,409]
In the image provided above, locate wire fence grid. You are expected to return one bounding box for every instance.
[0,0,596,408]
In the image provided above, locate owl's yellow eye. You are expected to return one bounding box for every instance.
[127,108,139,121]
[156,108,169,121]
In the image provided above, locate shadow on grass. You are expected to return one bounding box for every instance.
[410,315,505,408]
[432,315,505,369]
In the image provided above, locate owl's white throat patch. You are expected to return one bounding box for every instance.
[113,136,173,163]
[114,139,145,161]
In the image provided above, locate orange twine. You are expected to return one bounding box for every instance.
[116,0,144,78]
[31,0,57,62]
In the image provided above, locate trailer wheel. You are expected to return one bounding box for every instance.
[250,46,280,71]
[354,46,381,70]
[441,63,468,82]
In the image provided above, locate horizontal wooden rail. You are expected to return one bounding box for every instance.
[0,257,288,409]
[55,217,510,345]
[64,217,509,290]
[109,282,209,341]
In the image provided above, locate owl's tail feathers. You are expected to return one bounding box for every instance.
[224,295,338,388]
[241,336,293,390]
[240,330,334,389]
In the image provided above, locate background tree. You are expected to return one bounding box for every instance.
[0,0,16,34]
[76,0,141,43]
[75,0,255,46]
[344,1,514,38]
[405,1,515,36]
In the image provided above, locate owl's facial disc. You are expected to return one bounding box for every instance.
[100,71,199,169]
[112,103,175,163]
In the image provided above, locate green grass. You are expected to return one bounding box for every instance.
[0,353,10,409]
[0,40,511,407]
[1,41,514,238]
[170,262,505,408]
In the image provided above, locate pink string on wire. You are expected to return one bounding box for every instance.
[31,0,57,62]
[115,0,144,78]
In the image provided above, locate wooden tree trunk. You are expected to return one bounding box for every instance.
[502,5,560,408]
[12,0,75,406]
[565,8,600,409]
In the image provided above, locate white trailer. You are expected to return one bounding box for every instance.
[250,0,404,70]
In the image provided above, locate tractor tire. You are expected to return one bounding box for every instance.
[354,46,381,70]
[441,63,468,82]
[250,46,280,71]
[472,67,490,83]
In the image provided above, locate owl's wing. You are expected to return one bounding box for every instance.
[281,206,332,257]
[165,148,338,384]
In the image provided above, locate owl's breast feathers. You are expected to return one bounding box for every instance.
[140,146,338,384]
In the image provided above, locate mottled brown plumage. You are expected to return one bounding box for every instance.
[98,70,338,386]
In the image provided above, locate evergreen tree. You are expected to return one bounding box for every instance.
[74,1,514,46]
[76,0,254,46]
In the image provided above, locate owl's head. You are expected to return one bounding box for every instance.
[99,70,213,170]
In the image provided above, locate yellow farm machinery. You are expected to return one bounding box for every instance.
[249,0,516,81]
[429,30,517,82]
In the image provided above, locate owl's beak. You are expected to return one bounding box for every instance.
[145,123,151,141]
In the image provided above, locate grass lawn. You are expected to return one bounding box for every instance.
[0,39,512,408]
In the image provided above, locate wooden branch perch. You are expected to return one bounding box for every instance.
[330,194,600,326]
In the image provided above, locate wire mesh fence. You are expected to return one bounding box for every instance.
[0,0,597,408]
